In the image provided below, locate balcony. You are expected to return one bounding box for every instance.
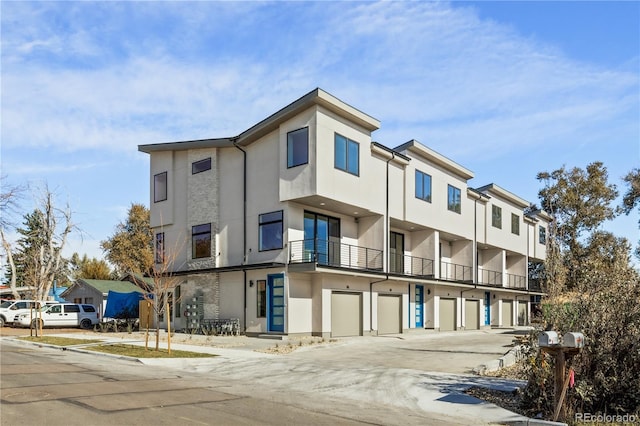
[389,254,435,278]
[440,261,472,283]
[478,269,502,287]
[289,239,383,272]
[506,273,526,289]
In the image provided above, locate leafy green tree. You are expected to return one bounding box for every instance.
[101,203,153,277]
[69,253,113,280]
[622,168,640,258]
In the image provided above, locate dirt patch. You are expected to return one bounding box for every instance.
[256,336,337,355]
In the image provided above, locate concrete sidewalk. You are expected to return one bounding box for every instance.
[6,328,545,425]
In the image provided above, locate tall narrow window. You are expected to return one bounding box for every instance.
[334,133,359,175]
[415,170,432,202]
[174,285,181,318]
[287,127,309,168]
[492,205,502,229]
[447,185,461,213]
[511,213,520,235]
[192,223,211,259]
[539,226,546,244]
[259,211,283,251]
[192,158,211,174]
[154,172,167,202]
[257,279,266,317]
[155,232,165,264]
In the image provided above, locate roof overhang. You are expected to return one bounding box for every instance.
[475,183,530,209]
[394,139,474,180]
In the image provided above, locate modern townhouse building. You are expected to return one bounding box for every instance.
[138,88,549,337]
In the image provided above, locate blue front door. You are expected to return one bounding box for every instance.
[415,285,424,328]
[268,274,285,332]
[484,291,491,326]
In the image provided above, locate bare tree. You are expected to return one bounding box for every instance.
[0,176,25,299]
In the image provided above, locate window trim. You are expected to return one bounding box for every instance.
[192,223,212,259]
[511,213,520,235]
[492,205,502,229]
[155,232,165,264]
[258,210,284,252]
[154,172,167,203]
[447,185,461,214]
[415,170,432,202]
[192,157,212,174]
[287,127,309,168]
[334,133,360,176]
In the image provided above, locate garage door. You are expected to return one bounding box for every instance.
[464,300,479,330]
[518,301,528,326]
[502,300,513,327]
[378,295,401,335]
[439,298,456,331]
[331,292,362,337]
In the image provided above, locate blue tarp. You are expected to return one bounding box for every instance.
[104,291,149,319]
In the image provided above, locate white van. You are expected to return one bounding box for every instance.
[14,303,99,329]
[0,300,59,327]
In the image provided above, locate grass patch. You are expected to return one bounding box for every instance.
[19,336,103,346]
[87,344,217,358]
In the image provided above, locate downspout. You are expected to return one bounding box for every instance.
[369,150,395,333]
[233,140,248,333]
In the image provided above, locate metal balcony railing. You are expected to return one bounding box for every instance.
[389,254,435,278]
[440,261,472,283]
[506,273,527,289]
[478,269,503,286]
[289,239,383,272]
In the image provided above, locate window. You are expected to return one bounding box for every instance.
[73,298,82,304]
[192,157,211,174]
[257,279,266,317]
[447,185,461,213]
[415,170,432,202]
[539,226,546,244]
[155,232,165,264]
[492,205,502,229]
[511,213,520,235]
[259,211,283,251]
[84,297,93,305]
[174,285,181,318]
[83,305,96,312]
[334,133,359,175]
[192,223,211,259]
[154,172,167,202]
[48,305,62,314]
[64,305,80,313]
[287,127,308,168]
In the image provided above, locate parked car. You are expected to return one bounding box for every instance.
[0,300,59,327]
[14,303,98,329]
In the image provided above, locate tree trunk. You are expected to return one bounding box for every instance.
[0,229,20,299]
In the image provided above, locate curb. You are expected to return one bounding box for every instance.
[473,344,524,375]
[7,336,143,363]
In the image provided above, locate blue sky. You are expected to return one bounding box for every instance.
[1,1,639,264]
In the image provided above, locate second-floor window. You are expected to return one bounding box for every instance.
[492,205,502,229]
[154,172,167,202]
[511,213,520,235]
[155,232,165,264]
[415,170,432,202]
[334,133,359,175]
[259,211,283,251]
[192,223,211,259]
[447,185,461,214]
[539,226,546,244]
[287,127,309,168]
[192,158,211,174]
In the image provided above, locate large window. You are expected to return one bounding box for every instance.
[154,172,167,202]
[539,226,546,244]
[259,211,283,251]
[511,213,520,235]
[192,223,211,259]
[155,232,165,264]
[257,279,266,318]
[447,185,461,213]
[334,133,359,175]
[492,205,502,229]
[287,127,309,168]
[192,158,211,174]
[415,170,432,202]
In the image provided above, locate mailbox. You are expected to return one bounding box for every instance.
[563,332,585,348]
[539,331,559,347]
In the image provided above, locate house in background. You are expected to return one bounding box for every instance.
[139,88,549,337]
[61,279,145,319]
